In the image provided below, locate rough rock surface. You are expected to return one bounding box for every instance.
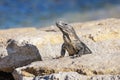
[34,72,87,80]
[13,52,120,80]
[0,18,120,80]
[0,28,61,72]
[34,73,120,80]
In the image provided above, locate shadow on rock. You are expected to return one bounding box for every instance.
[0,71,15,80]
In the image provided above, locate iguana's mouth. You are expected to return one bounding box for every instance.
[56,21,73,34]
[56,21,63,26]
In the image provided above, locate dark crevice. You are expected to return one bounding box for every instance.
[0,71,14,80]
[76,69,87,75]
[23,67,55,76]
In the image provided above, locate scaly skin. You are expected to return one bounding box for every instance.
[56,21,92,58]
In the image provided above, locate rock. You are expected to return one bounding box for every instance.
[34,72,87,80]
[0,39,42,72]
[90,75,120,80]
[13,52,120,80]
[0,18,120,79]
[34,74,120,80]
[0,27,62,59]
[13,71,120,80]
[0,28,61,72]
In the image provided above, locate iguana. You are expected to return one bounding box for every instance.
[56,21,92,58]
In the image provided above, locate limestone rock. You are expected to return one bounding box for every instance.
[13,70,120,80]
[0,18,120,79]
[13,52,120,80]
[34,74,120,80]
[0,28,61,72]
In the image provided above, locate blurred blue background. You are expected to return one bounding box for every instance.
[0,0,120,29]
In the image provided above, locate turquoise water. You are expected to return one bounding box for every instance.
[0,0,120,29]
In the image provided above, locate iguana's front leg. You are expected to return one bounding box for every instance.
[60,43,66,58]
[55,43,66,59]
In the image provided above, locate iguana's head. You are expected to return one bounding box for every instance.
[56,21,75,34]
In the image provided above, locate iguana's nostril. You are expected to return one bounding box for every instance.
[64,23,67,25]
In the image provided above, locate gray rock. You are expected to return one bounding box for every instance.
[0,39,42,72]
[90,75,120,80]
[35,75,120,80]
[34,72,86,80]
